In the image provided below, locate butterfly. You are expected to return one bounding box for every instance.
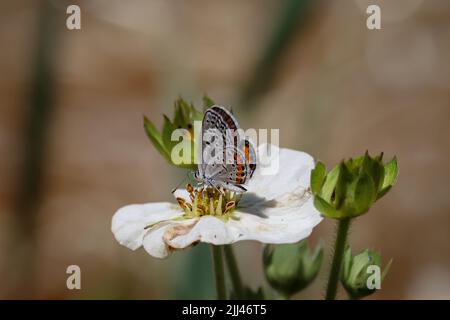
[194,105,256,192]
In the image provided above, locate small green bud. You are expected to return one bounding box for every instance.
[263,240,323,298]
[311,151,398,219]
[340,247,392,300]
[143,96,213,169]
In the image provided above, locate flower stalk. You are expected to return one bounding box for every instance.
[224,245,244,299]
[325,218,351,300]
[211,245,227,300]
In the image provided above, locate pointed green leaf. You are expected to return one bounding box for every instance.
[143,116,170,160]
[313,196,342,219]
[382,157,398,189]
[172,97,204,127]
[173,98,188,128]
[361,152,384,191]
[345,156,364,174]
[310,161,326,195]
[342,246,352,279]
[192,107,204,122]
[348,250,372,285]
[162,115,177,152]
[349,173,376,216]
[320,164,341,203]
[376,152,384,162]
[376,157,398,199]
[341,179,358,217]
[377,186,391,200]
[334,162,354,209]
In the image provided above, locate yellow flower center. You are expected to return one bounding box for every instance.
[176,184,241,221]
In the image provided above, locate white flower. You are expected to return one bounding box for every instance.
[111,144,323,258]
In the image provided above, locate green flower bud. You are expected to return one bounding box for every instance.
[143,96,213,169]
[263,240,323,298]
[311,151,398,219]
[340,247,392,300]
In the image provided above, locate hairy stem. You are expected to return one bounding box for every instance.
[325,218,351,300]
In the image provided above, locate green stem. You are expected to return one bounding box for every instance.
[325,218,351,300]
[223,245,244,299]
[211,245,226,300]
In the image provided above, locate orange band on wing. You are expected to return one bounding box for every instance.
[236,163,245,184]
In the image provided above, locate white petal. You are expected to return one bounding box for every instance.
[111,202,183,250]
[162,216,236,249]
[143,218,207,258]
[230,192,322,243]
[247,144,315,200]
[141,216,240,258]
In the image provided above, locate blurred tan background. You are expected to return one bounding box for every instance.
[0,0,449,299]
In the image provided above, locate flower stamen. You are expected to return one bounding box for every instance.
[177,184,240,220]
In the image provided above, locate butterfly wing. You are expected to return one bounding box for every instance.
[202,105,240,147]
[239,139,257,179]
[197,106,256,192]
[199,106,240,179]
[209,145,249,192]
